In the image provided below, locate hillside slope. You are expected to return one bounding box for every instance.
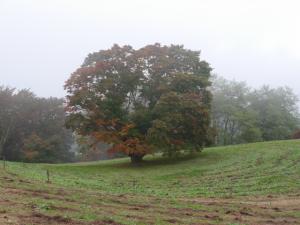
[0,140,300,224]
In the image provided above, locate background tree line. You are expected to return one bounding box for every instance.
[212,76,300,145]
[0,87,74,163]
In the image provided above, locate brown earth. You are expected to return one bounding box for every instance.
[0,174,299,225]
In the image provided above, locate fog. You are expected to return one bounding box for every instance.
[1,0,299,98]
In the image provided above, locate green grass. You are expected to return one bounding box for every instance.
[1,140,300,224]
[3,139,300,198]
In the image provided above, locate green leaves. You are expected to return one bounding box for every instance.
[65,44,212,160]
[148,92,211,156]
[212,76,300,145]
[0,87,73,162]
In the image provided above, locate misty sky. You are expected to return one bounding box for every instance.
[1,0,299,98]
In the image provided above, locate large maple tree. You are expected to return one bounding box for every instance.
[65,43,213,163]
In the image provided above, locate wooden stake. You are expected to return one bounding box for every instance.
[46,169,50,183]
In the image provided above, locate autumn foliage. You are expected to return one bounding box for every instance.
[65,44,213,163]
[0,87,73,163]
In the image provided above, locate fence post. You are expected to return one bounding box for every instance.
[46,169,50,183]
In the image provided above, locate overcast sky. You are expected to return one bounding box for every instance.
[1,0,300,99]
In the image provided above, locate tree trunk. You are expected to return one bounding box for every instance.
[223,118,229,145]
[130,154,144,164]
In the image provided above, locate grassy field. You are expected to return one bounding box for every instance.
[0,140,300,224]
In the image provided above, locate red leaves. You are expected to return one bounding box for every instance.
[170,139,184,146]
[90,119,152,156]
[95,61,111,71]
[108,138,151,156]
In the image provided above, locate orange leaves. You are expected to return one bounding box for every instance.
[95,119,104,126]
[93,119,150,157]
[109,138,151,156]
[120,123,135,136]
[22,133,49,161]
[91,119,142,156]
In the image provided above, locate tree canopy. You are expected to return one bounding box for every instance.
[65,44,213,162]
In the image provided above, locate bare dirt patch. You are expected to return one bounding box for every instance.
[183,195,300,224]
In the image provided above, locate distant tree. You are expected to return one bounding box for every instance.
[0,87,16,159]
[23,133,72,163]
[65,44,213,163]
[23,134,49,162]
[250,86,300,141]
[211,77,261,145]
